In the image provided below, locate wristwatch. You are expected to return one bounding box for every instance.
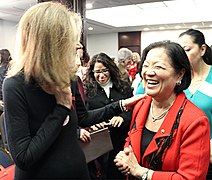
[141,169,149,180]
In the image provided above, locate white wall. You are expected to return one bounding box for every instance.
[87,33,118,59]
[87,28,212,59]
[0,20,18,57]
[141,28,212,52]
[1,19,212,60]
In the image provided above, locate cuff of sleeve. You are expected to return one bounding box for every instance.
[56,104,71,112]
[54,104,71,124]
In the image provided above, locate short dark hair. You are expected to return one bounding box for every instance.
[140,40,191,94]
[179,29,212,65]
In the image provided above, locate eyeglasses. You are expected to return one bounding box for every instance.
[93,69,109,75]
[76,47,83,50]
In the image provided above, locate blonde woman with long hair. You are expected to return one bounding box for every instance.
[2,2,141,179]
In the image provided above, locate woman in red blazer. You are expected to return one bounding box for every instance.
[115,41,210,180]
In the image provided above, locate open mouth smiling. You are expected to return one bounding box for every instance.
[147,79,159,85]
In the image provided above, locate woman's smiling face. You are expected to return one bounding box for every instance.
[93,62,110,85]
[141,47,179,100]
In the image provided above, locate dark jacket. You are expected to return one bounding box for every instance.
[3,72,123,179]
[86,82,133,179]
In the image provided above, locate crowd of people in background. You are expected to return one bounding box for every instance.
[0,49,13,113]
[0,2,212,180]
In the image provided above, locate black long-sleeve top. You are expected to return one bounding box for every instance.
[86,83,133,179]
[86,83,133,146]
[2,73,123,179]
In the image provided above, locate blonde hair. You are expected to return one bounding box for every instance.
[132,52,141,63]
[8,2,82,87]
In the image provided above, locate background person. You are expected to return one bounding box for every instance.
[76,43,90,81]
[178,28,212,180]
[114,41,210,180]
[117,48,132,84]
[128,52,141,83]
[0,49,12,113]
[83,52,133,179]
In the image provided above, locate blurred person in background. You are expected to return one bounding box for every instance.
[131,52,143,94]
[0,49,12,113]
[76,43,90,81]
[117,48,132,84]
[178,28,212,180]
[128,52,141,83]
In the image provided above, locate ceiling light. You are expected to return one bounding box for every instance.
[86,5,143,27]
[174,25,181,29]
[159,27,165,30]
[143,28,150,31]
[88,26,94,31]
[86,3,93,9]
[86,0,212,28]
[192,25,198,29]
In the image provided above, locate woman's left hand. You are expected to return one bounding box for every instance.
[123,146,141,176]
[110,116,124,127]
[114,146,141,177]
[80,129,91,143]
[114,150,130,175]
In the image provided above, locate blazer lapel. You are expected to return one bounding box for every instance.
[142,93,186,164]
[129,96,152,163]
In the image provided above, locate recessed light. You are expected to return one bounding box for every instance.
[143,28,150,31]
[88,26,94,31]
[159,27,165,30]
[86,3,93,9]
[175,25,181,29]
[192,25,198,29]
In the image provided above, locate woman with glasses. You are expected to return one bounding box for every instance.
[83,52,133,179]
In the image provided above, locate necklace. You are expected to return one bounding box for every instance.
[151,101,173,122]
[189,78,203,94]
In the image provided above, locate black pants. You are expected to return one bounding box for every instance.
[207,163,212,180]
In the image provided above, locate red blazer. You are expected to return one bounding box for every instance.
[125,92,210,180]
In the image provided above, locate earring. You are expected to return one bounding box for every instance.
[176,80,181,86]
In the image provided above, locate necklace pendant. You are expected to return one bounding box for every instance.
[151,101,174,122]
[152,117,156,122]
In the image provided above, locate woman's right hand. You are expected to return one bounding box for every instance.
[54,86,72,109]
[80,129,91,143]
[42,85,72,109]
